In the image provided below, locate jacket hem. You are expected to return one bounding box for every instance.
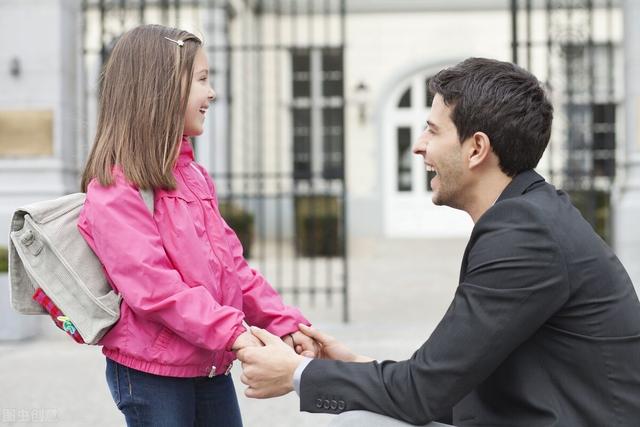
[103,347,222,378]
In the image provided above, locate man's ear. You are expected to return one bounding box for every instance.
[466,131,492,170]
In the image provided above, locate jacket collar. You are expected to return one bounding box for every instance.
[176,136,194,166]
[496,169,546,203]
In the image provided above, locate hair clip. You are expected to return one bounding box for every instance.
[164,36,184,47]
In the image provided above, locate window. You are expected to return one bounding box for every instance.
[398,87,411,108]
[291,47,344,181]
[322,48,343,98]
[561,43,618,180]
[292,108,312,180]
[592,103,616,178]
[323,107,343,179]
[397,127,412,192]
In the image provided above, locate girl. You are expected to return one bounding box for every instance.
[78,24,315,426]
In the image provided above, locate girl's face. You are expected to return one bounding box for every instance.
[183,47,216,136]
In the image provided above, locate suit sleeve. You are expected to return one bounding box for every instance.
[196,164,310,336]
[80,177,246,352]
[299,200,570,424]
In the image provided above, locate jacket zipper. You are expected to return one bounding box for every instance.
[179,164,226,376]
[178,164,225,279]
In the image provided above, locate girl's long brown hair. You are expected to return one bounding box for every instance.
[81,24,201,191]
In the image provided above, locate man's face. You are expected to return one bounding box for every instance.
[413,94,466,209]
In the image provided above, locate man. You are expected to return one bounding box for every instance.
[237,58,640,426]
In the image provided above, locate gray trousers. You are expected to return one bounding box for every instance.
[328,411,453,427]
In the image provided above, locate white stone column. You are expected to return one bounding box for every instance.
[614,0,640,295]
[0,0,81,246]
[199,6,230,179]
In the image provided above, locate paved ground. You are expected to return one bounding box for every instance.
[0,237,467,427]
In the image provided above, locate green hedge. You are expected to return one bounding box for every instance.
[567,190,611,243]
[219,202,254,259]
[0,246,7,273]
[295,196,343,257]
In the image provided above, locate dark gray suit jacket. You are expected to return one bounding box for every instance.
[300,170,640,426]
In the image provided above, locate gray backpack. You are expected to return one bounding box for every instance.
[8,190,153,344]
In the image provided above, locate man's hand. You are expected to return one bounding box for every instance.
[237,327,304,398]
[231,330,263,352]
[297,324,374,362]
[290,329,320,357]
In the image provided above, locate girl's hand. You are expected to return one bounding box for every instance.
[282,334,295,349]
[290,330,320,358]
[232,331,263,352]
[297,323,373,363]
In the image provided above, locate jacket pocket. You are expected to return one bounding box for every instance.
[156,191,210,239]
[151,326,175,351]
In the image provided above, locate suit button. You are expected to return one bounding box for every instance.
[315,399,323,408]
[323,399,330,409]
[330,400,338,410]
[338,400,345,410]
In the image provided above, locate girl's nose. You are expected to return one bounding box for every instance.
[209,88,216,102]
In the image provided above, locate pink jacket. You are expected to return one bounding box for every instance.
[78,137,309,378]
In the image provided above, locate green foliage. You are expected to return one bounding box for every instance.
[295,196,343,257]
[219,202,254,259]
[567,190,611,243]
[0,246,8,273]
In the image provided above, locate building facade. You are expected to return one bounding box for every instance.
[0,0,632,316]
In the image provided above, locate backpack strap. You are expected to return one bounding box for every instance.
[139,189,155,214]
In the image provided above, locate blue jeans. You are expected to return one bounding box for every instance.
[105,358,243,427]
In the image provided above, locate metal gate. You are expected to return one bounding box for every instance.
[81,0,349,321]
[510,0,621,243]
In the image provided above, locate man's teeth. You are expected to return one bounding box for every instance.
[426,165,436,172]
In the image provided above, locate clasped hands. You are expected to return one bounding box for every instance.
[231,324,372,399]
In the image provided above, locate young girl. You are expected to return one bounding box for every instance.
[78,24,315,426]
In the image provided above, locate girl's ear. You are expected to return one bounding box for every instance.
[467,131,492,170]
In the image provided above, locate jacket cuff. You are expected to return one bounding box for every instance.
[225,323,247,352]
[263,308,311,337]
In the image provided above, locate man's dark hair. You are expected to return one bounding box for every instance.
[429,57,553,177]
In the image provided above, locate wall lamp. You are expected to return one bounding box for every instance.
[10,57,21,78]
[353,81,370,125]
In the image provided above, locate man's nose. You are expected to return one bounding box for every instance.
[413,136,427,155]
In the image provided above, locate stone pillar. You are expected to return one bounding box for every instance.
[614,0,640,295]
[0,0,81,247]
[199,6,230,177]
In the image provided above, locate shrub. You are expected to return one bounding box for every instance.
[219,202,254,259]
[295,196,343,257]
[0,246,8,273]
[568,190,611,243]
